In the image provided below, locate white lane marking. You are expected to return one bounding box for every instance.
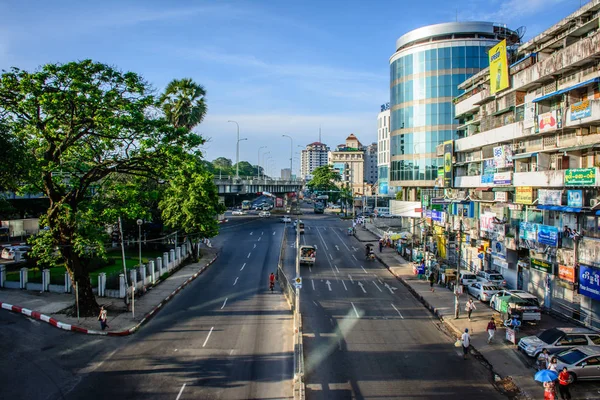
[316,228,329,250]
[312,279,315,290]
[352,255,357,261]
[253,244,256,248]
[335,245,339,251]
[314,245,318,250]
[341,280,348,291]
[240,263,246,271]
[384,283,398,294]
[357,281,367,293]
[221,298,228,309]
[373,281,382,292]
[325,280,332,291]
[250,232,253,235]
[348,274,354,283]
[233,277,238,286]
[391,303,404,319]
[273,231,275,235]
[313,300,318,307]
[230,349,235,355]
[176,383,186,400]
[332,228,351,251]
[334,265,340,273]
[258,237,261,241]
[360,265,368,274]
[329,253,333,260]
[202,327,214,347]
[262,231,264,235]
[247,252,251,258]
[308,226,311,230]
[352,246,358,252]
[309,266,312,272]
[351,302,360,318]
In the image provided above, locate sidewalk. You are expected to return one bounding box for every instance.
[0,247,218,336]
[354,225,541,399]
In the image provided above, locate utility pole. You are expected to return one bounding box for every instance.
[454,218,463,319]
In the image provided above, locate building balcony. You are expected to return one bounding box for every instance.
[454,175,486,188]
[564,99,600,128]
[455,91,484,118]
[512,170,564,187]
[454,121,524,153]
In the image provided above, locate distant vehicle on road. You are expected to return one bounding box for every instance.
[489,290,542,321]
[518,327,600,358]
[1,245,30,260]
[259,211,271,218]
[297,222,305,234]
[232,210,246,216]
[299,245,316,265]
[241,200,251,210]
[466,282,501,302]
[280,216,291,223]
[476,270,507,286]
[314,202,324,214]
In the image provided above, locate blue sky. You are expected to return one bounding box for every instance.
[0,0,585,176]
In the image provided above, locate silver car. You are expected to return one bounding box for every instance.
[555,346,600,382]
[518,327,600,358]
[466,282,502,302]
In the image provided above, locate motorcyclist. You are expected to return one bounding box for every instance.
[269,272,276,290]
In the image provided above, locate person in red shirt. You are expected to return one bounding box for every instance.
[269,272,276,291]
[557,367,572,400]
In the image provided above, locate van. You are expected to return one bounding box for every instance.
[459,272,478,286]
[477,270,507,286]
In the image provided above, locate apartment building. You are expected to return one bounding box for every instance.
[329,134,366,196]
[378,106,391,195]
[447,0,600,328]
[300,142,329,181]
[364,142,378,185]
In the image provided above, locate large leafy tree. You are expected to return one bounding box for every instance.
[0,60,206,315]
[307,165,340,193]
[159,78,207,130]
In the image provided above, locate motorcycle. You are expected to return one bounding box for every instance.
[366,252,376,261]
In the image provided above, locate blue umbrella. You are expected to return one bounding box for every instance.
[534,369,558,382]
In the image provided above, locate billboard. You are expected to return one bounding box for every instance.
[489,39,509,94]
[443,140,453,187]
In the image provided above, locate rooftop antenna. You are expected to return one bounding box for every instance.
[319,125,322,143]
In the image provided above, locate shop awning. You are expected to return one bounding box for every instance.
[512,152,537,160]
[533,77,600,103]
[537,204,582,213]
[492,187,513,192]
[475,187,492,191]
[562,144,599,152]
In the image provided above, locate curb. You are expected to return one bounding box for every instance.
[0,252,219,336]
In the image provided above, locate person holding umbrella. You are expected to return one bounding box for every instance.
[535,369,558,400]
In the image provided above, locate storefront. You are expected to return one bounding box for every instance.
[578,238,600,328]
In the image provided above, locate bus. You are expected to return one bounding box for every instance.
[241,200,251,210]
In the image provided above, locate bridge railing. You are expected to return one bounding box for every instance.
[214,176,304,184]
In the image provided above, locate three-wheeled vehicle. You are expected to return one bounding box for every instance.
[299,245,316,266]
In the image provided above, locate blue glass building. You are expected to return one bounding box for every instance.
[389,22,514,198]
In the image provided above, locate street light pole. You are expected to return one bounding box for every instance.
[228,120,240,178]
[282,134,293,179]
[136,219,143,268]
[258,146,267,179]
[455,218,463,319]
[262,152,270,180]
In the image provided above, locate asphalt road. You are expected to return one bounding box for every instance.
[0,213,293,400]
[286,208,505,399]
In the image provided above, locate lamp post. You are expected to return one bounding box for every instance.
[228,120,241,178]
[258,146,267,179]
[262,152,271,180]
[282,134,293,179]
[136,219,143,268]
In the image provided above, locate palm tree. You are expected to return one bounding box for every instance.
[159,78,207,130]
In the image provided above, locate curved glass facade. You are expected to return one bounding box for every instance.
[389,43,492,184]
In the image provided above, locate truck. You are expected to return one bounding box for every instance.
[314,201,324,214]
[299,245,316,266]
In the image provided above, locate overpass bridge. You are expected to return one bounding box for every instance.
[214,176,303,204]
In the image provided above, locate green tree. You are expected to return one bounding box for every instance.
[0,60,205,315]
[159,78,207,130]
[160,156,225,260]
[307,165,340,192]
[233,161,256,177]
[395,191,403,200]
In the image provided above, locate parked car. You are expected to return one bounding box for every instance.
[477,270,507,286]
[232,210,246,216]
[259,211,271,218]
[555,346,600,382]
[466,282,502,302]
[490,290,542,321]
[459,272,478,286]
[518,327,600,358]
[1,245,30,260]
[280,216,291,223]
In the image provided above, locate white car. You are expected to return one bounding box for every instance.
[232,210,246,216]
[293,219,303,227]
[466,282,502,302]
[477,270,507,286]
[1,245,30,260]
[280,216,291,223]
[555,346,600,382]
[259,211,271,218]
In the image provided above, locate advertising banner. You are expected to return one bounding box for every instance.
[276,198,284,207]
[481,174,494,184]
[519,221,537,241]
[483,159,496,175]
[570,100,592,120]
[579,265,600,301]
[489,39,509,94]
[538,189,562,205]
[579,237,600,268]
[494,192,508,202]
[531,258,552,274]
[493,145,514,168]
[538,110,559,133]
[515,186,534,204]
[565,168,596,186]
[558,265,575,283]
[493,172,512,185]
[443,141,453,188]
[538,224,559,247]
[379,181,388,195]
[480,213,496,233]
[567,190,583,207]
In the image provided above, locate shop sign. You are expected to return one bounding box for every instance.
[431,210,443,223]
[570,100,592,120]
[480,212,496,232]
[538,110,560,133]
[483,159,496,175]
[556,248,575,266]
[565,168,596,186]
[531,258,552,273]
[579,265,600,301]
[538,189,562,206]
[515,186,534,204]
[558,265,575,283]
[493,172,512,185]
[481,174,494,184]
[538,224,559,247]
[495,192,508,202]
[519,221,538,241]
[276,197,284,207]
[567,190,583,207]
[578,237,600,268]
[443,141,453,188]
[493,145,514,168]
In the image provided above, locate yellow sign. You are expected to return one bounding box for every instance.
[489,39,509,94]
[515,186,534,204]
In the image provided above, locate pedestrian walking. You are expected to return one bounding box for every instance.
[486,317,496,344]
[98,306,109,331]
[548,357,558,372]
[428,271,435,292]
[544,380,556,400]
[465,298,477,321]
[461,328,470,360]
[537,348,550,371]
[378,239,383,253]
[557,367,572,400]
